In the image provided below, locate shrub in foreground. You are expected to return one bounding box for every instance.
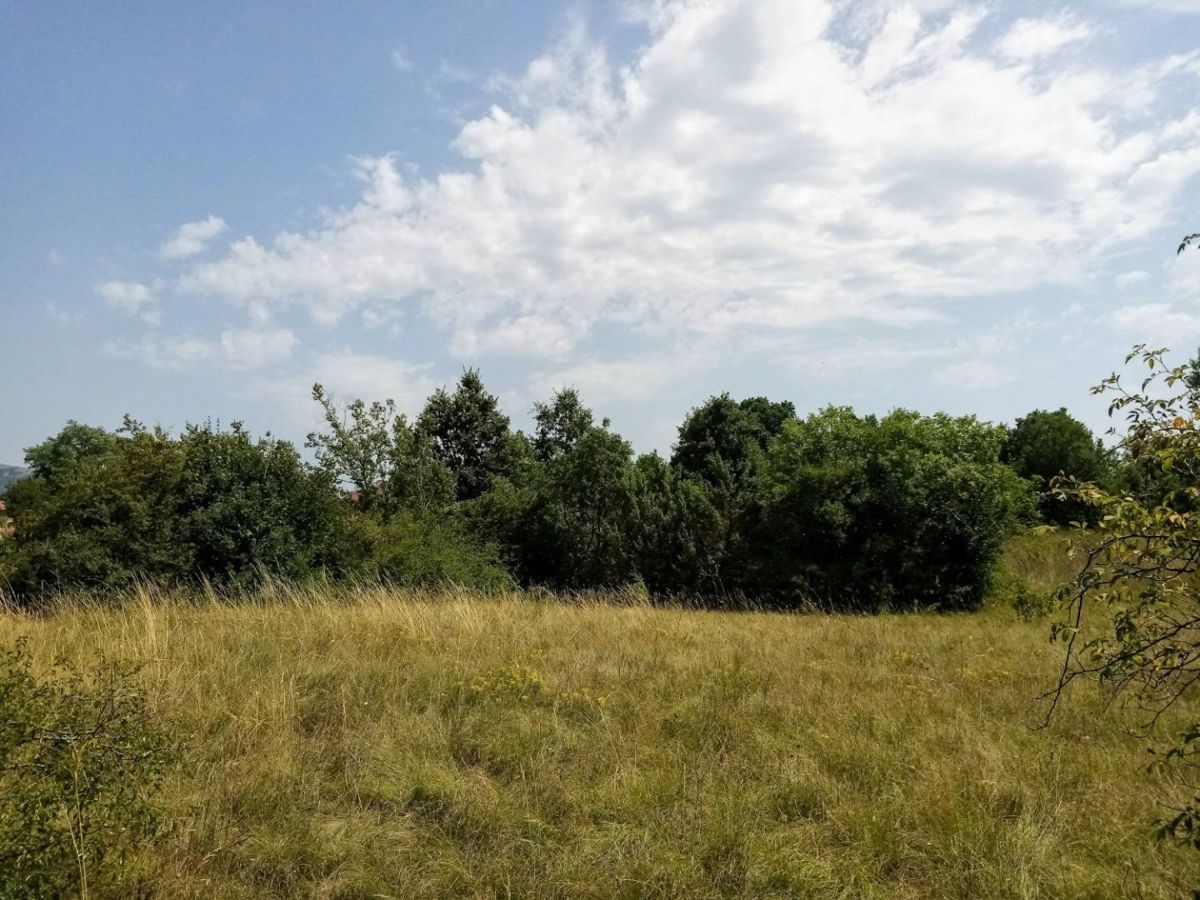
[0,641,174,899]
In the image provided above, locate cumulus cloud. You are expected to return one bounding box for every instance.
[96,279,160,324]
[160,214,228,261]
[995,14,1095,60]
[174,0,1200,368]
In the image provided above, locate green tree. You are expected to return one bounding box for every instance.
[1,422,188,596]
[753,407,1028,610]
[23,421,117,485]
[308,384,454,521]
[464,392,642,589]
[0,420,347,601]
[628,454,723,595]
[417,370,518,501]
[177,422,346,584]
[670,395,795,589]
[671,394,793,490]
[532,388,593,462]
[1002,408,1110,525]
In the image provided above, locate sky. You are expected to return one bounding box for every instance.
[3,0,1200,464]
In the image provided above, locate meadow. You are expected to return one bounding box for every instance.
[2,539,1197,899]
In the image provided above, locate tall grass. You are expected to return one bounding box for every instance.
[1,579,1197,898]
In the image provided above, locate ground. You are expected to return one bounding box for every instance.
[3,568,1198,898]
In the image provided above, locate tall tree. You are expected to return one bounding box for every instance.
[308,384,453,521]
[1001,408,1109,525]
[532,388,594,462]
[417,370,517,501]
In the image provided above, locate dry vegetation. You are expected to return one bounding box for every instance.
[3,558,1199,899]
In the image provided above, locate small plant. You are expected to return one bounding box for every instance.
[0,639,175,899]
[454,661,545,706]
[1010,582,1057,622]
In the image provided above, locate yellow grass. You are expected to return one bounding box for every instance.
[2,581,1197,898]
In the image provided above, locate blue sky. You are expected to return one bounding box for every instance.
[3,0,1199,463]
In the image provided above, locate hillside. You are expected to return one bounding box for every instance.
[2,582,1196,898]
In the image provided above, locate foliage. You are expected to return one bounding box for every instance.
[23,422,118,485]
[0,420,346,601]
[753,407,1029,610]
[671,393,793,491]
[308,384,454,520]
[341,512,513,591]
[1049,346,1200,849]
[628,454,724,596]
[669,395,794,590]
[0,640,174,899]
[1,421,189,596]
[176,422,347,585]
[468,415,642,589]
[531,388,593,462]
[4,374,1069,611]
[417,370,521,501]
[1002,408,1110,525]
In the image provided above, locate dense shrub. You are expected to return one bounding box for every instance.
[0,421,346,601]
[0,641,174,899]
[1002,408,1110,525]
[3,378,1056,610]
[466,421,641,589]
[342,512,513,591]
[1,423,189,596]
[750,408,1031,610]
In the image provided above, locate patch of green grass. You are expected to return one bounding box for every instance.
[1,575,1196,897]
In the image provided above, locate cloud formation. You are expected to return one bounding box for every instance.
[160,215,228,261]
[96,279,160,324]
[114,326,297,370]
[173,0,1199,368]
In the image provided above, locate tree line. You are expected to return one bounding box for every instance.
[0,369,1131,610]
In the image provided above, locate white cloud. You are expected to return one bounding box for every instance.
[160,215,228,261]
[1110,301,1200,341]
[931,358,1015,389]
[246,349,440,430]
[995,15,1095,61]
[1114,269,1152,288]
[96,279,160,324]
[1109,0,1200,12]
[45,302,83,325]
[114,327,297,370]
[174,0,1200,369]
[391,47,413,71]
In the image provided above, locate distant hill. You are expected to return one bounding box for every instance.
[0,464,28,493]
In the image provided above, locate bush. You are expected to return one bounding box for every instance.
[0,421,348,603]
[751,408,1030,610]
[0,640,175,899]
[464,423,642,589]
[345,513,513,591]
[1002,408,1110,525]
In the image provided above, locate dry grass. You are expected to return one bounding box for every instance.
[2,579,1198,898]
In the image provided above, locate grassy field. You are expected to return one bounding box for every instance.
[2,560,1199,897]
